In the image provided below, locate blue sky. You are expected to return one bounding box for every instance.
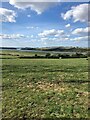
[0,1,89,48]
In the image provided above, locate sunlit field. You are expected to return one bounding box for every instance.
[1,50,89,119]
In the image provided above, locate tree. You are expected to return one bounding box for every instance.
[35,54,38,57]
[45,53,51,58]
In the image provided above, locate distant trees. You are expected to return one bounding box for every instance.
[72,52,87,58]
[19,52,88,59]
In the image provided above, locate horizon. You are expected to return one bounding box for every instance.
[0,1,89,48]
[0,46,88,49]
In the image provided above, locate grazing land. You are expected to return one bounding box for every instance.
[1,50,89,119]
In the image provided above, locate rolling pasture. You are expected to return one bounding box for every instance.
[1,50,89,119]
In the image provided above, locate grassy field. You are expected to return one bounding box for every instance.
[1,50,89,119]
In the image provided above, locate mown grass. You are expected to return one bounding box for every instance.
[1,50,89,119]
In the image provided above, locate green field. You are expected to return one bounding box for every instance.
[1,50,89,119]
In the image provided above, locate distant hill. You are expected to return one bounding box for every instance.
[38,47,89,52]
[0,47,17,50]
[0,46,89,52]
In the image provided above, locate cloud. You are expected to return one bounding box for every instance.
[65,24,70,28]
[26,26,34,29]
[31,35,34,38]
[27,14,31,17]
[72,27,90,35]
[0,8,17,22]
[26,26,39,29]
[9,0,58,14]
[61,4,89,22]
[40,37,48,41]
[38,29,70,41]
[70,36,88,41]
[38,29,65,37]
[0,34,25,39]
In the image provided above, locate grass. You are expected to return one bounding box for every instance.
[1,50,89,119]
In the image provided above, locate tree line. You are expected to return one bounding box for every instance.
[19,52,88,59]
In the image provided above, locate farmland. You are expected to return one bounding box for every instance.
[1,50,89,119]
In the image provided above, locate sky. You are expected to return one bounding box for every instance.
[0,0,89,48]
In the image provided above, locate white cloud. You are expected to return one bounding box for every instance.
[61,4,89,23]
[0,34,25,39]
[41,37,48,41]
[48,36,69,41]
[9,0,58,14]
[26,26,34,29]
[38,29,70,41]
[70,36,88,41]
[0,8,17,23]
[31,35,34,38]
[27,14,31,17]
[72,27,90,35]
[38,29,65,37]
[64,37,69,40]
[65,24,70,28]
[26,26,39,29]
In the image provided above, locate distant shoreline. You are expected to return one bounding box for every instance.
[0,46,89,53]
